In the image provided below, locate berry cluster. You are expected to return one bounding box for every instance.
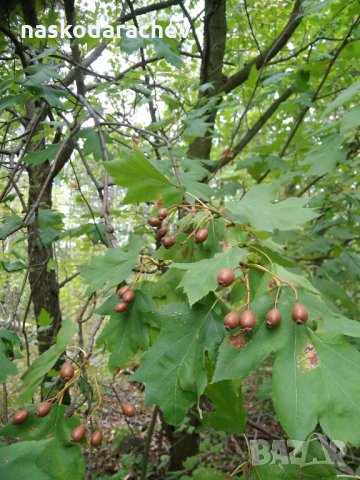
[217,265,308,333]
[115,284,136,313]
[11,360,137,447]
[147,205,209,250]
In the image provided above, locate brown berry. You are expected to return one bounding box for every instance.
[117,285,131,298]
[291,302,308,325]
[157,208,168,220]
[121,403,136,417]
[161,236,176,249]
[90,430,103,447]
[35,401,52,417]
[60,363,74,381]
[239,309,257,332]
[195,228,208,243]
[217,268,235,287]
[265,308,282,328]
[122,290,135,304]
[12,410,29,425]
[115,302,128,313]
[148,217,162,227]
[71,424,86,442]
[156,226,168,239]
[224,311,241,330]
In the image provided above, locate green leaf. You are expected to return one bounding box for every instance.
[294,68,310,92]
[340,106,360,136]
[37,308,53,327]
[23,144,62,165]
[0,440,54,480]
[35,208,64,245]
[303,135,346,176]
[30,86,66,107]
[226,184,318,232]
[132,300,225,424]
[120,35,145,54]
[0,405,85,480]
[17,319,76,404]
[273,327,360,445]
[78,128,103,160]
[97,290,156,370]
[152,38,182,68]
[324,81,360,115]
[189,468,227,480]
[203,380,247,434]
[171,247,247,305]
[0,350,18,383]
[0,94,25,114]
[244,460,337,480]
[104,148,180,204]
[181,172,212,200]
[24,63,61,86]
[81,235,142,294]
[0,329,22,346]
[2,261,26,271]
[183,117,212,139]
[0,216,23,240]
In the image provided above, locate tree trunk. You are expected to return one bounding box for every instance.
[161,410,200,471]
[188,0,227,160]
[27,163,63,355]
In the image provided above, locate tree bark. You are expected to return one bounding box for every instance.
[188,0,227,160]
[161,410,200,471]
[26,163,63,355]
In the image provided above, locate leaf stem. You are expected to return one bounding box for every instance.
[243,262,298,301]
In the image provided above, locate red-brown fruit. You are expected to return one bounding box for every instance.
[90,430,103,447]
[223,311,241,330]
[239,309,257,332]
[121,403,136,417]
[161,236,176,249]
[35,401,52,417]
[60,363,74,381]
[122,290,135,304]
[156,226,168,239]
[265,308,282,328]
[71,424,86,442]
[194,228,208,244]
[291,302,308,325]
[157,208,168,220]
[12,410,29,425]
[148,217,162,227]
[217,268,235,287]
[117,285,131,298]
[114,302,128,313]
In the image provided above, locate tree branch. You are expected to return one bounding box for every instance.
[0,25,28,69]
[221,0,303,94]
[209,88,293,176]
[63,0,179,87]
[64,0,86,95]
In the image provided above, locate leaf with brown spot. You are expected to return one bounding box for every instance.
[229,332,247,349]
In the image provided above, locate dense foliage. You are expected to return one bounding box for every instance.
[0,0,359,478]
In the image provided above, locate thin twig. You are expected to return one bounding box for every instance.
[141,406,159,480]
